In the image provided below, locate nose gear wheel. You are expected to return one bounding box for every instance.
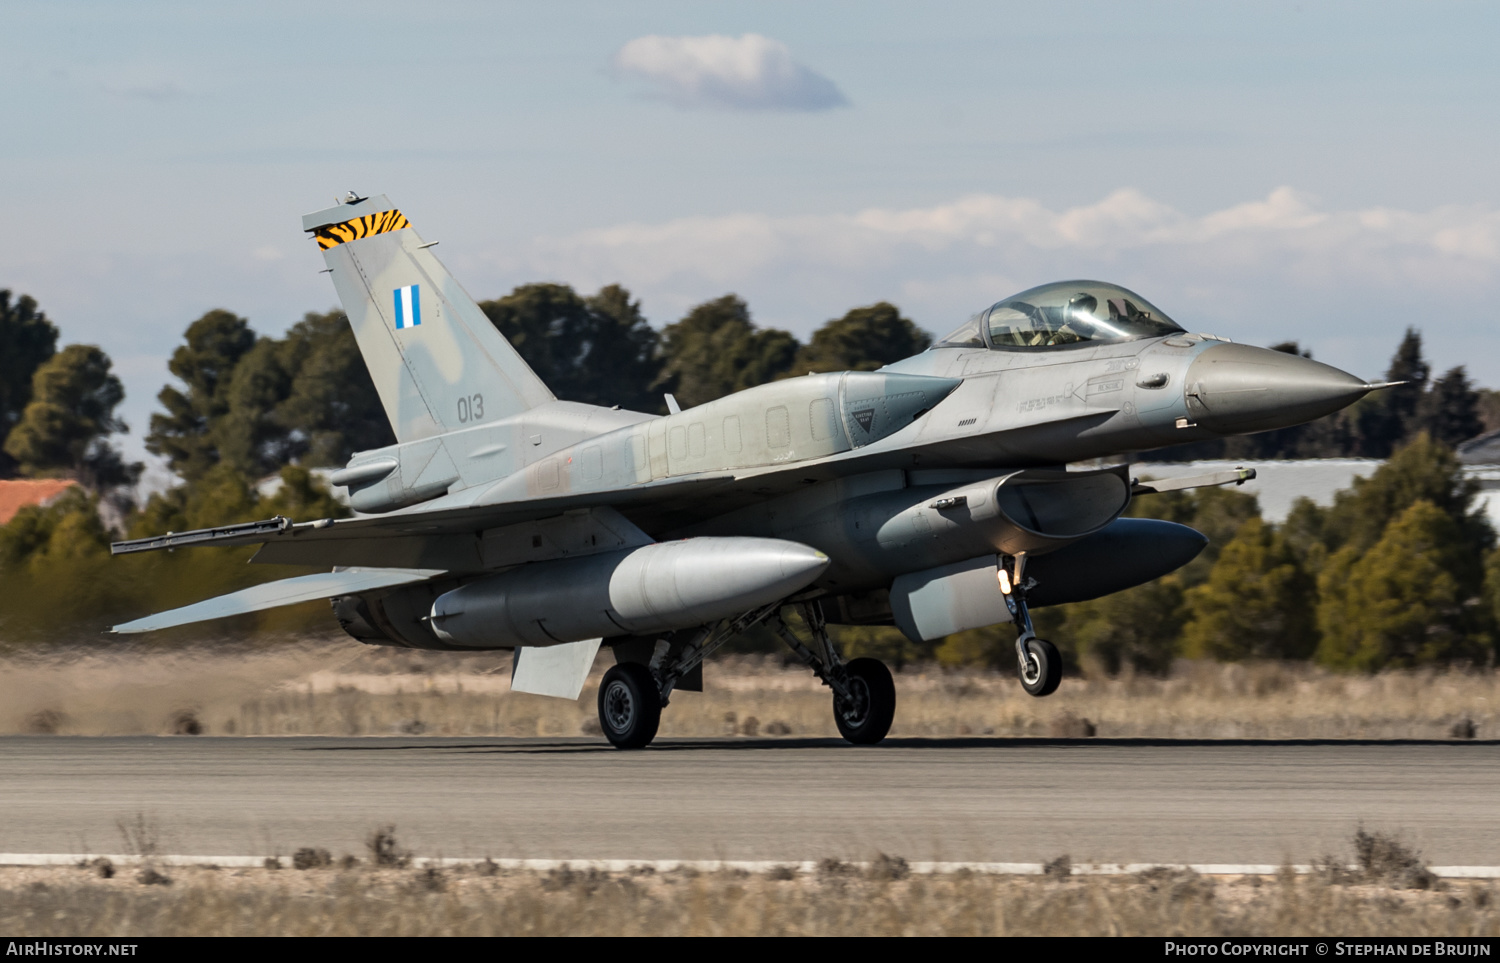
[1018,637,1061,697]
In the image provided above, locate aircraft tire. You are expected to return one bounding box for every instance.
[598,663,662,750]
[834,657,896,745]
[1019,638,1062,697]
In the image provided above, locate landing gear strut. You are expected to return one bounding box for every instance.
[1001,553,1061,697]
[598,602,782,750]
[770,603,895,745]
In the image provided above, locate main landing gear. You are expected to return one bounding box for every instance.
[596,600,896,749]
[597,662,661,750]
[1001,553,1062,698]
[769,603,895,746]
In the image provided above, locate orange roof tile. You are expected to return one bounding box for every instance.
[0,479,79,526]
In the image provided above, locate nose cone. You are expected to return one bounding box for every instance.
[1184,343,1370,434]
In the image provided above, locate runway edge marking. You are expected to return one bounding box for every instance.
[2,855,1497,878]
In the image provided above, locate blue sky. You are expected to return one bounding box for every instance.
[5,1,1500,474]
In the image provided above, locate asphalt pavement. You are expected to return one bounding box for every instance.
[2,736,1496,865]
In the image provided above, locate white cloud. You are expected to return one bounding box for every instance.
[613,33,848,111]
[489,188,1500,383]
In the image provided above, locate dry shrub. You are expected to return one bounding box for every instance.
[366,826,411,868]
[292,848,332,870]
[867,854,910,881]
[1,864,1498,936]
[168,709,202,735]
[7,646,1500,741]
[1353,827,1436,890]
[1048,713,1096,738]
[1042,855,1072,879]
[135,867,171,887]
[115,814,159,858]
[24,709,65,734]
[413,867,446,893]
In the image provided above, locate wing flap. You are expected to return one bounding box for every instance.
[111,567,445,634]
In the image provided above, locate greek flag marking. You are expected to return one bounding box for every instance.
[393,284,421,329]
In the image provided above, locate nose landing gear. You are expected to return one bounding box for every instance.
[1001,553,1062,697]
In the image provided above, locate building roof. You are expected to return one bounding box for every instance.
[0,478,79,526]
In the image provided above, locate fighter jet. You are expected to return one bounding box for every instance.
[110,194,1382,749]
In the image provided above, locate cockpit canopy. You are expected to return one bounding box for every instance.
[936,281,1184,350]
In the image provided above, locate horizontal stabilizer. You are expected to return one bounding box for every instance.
[111,567,444,634]
[511,639,602,700]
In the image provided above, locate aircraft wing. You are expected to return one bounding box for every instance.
[110,567,445,634]
[107,408,1114,568]
[109,474,737,570]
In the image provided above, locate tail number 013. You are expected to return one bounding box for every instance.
[457,394,484,423]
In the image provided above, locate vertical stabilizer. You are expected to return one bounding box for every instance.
[302,195,554,442]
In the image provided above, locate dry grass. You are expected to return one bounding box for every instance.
[1,640,1496,740]
[0,860,1495,936]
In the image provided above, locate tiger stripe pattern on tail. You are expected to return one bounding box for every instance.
[310,209,410,250]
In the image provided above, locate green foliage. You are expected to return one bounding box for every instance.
[147,309,258,481]
[1182,518,1317,660]
[1032,485,1260,674]
[0,488,137,642]
[1476,388,1500,435]
[833,623,935,670]
[1417,367,1484,448]
[655,295,799,408]
[480,283,662,412]
[1485,547,1500,637]
[1316,500,1491,670]
[0,290,59,475]
[275,311,394,466]
[1317,434,1491,559]
[1060,577,1187,675]
[0,462,352,642]
[793,303,930,375]
[1125,484,1261,585]
[3,344,137,491]
[146,309,394,479]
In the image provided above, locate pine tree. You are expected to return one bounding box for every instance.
[146,310,257,481]
[655,295,798,408]
[0,290,60,476]
[1316,500,1488,669]
[794,302,930,375]
[3,344,136,490]
[1417,366,1483,448]
[1182,517,1317,660]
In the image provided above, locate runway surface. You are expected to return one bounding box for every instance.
[2,736,1497,865]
